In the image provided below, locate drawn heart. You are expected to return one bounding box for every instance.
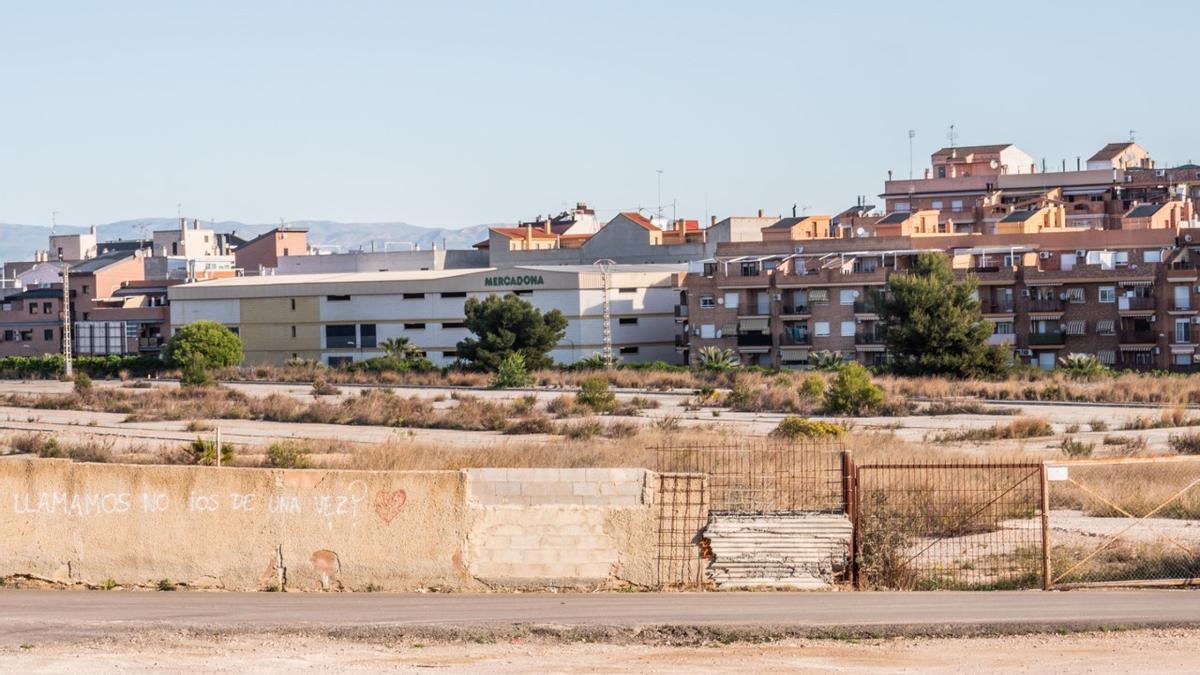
[373,489,407,524]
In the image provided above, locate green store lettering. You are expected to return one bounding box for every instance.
[483,275,544,287]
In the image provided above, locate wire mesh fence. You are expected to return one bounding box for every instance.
[654,472,709,589]
[1046,456,1200,588]
[656,440,847,514]
[854,462,1044,590]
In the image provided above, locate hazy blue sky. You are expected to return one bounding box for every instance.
[2,1,1198,229]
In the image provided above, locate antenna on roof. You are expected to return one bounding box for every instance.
[908,129,916,179]
[946,124,958,149]
[1129,129,1137,142]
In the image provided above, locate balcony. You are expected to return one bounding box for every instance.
[1028,331,1065,346]
[1028,298,1064,313]
[1172,303,1194,313]
[779,331,811,346]
[776,266,889,287]
[779,304,810,317]
[1119,329,1158,344]
[674,334,689,349]
[674,305,689,321]
[853,300,878,315]
[855,333,884,345]
[957,266,1017,283]
[1119,296,1156,312]
[736,333,772,347]
[979,298,1015,314]
[138,337,164,352]
[716,272,773,288]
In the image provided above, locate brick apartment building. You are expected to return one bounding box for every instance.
[677,227,1200,371]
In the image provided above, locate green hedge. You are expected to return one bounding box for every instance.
[0,355,165,378]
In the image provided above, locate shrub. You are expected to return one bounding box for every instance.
[628,396,660,410]
[810,350,844,371]
[265,441,312,469]
[1102,435,1147,455]
[1089,418,1110,432]
[504,413,554,435]
[186,437,235,466]
[457,294,567,371]
[1169,431,1200,455]
[9,432,50,454]
[602,420,640,439]
[311,378,341,396]
[179,354,214,388]
[576,376,616,412]
[1060,437,1095,458]
[560,418,603,439]
[574,353,615,370]
[185,420,214,432]
[799,374,825,402]
[823,363,885,415]
[490,352,534,389]
[1058,353,1109,380]
[770,416,846,440]
[72,372,93,394]
[696,346,740,372]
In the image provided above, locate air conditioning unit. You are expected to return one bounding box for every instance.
[1076,250,1087,257]
[1015,348,1033,357]
[1190,317,1200,325]
[1058,292,1070,301]
[1021,289,1031,297]
[1193,285,1200,294]
[1150,315,1157,322]
[1039,251,1052,260]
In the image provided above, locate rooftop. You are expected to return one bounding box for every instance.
[1000,209,1040,223]
[69,250,136,274]
[1126,203,1166,219]
[932,144,1014,157]
[1089,142,1140,162]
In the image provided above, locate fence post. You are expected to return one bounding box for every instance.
[843,451,860,589]
[215,426,222,468]
[1040,462,1050,590]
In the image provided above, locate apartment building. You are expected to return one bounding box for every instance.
[168,265,685,367]
[234,227,310,274]
[678,226,1200,371]
[876,142,1200,234]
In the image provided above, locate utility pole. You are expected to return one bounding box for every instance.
[593,258,615,366]
[908,129,916,179]
[60,254,73,379]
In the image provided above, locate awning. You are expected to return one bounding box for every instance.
[1065,320,1087,335]
[1118,345,1154,351]
[808,289,829,302]
[1118,280,1154,287]
[1096,320,1116,334]
[779,347,809,357]
[1062,187,1111,196]
[739,318,769,332]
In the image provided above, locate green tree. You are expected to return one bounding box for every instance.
[380,336,421,361]
[490,352,534,389]
[162,321,244,371]
[877,252,1009,378]
[457,294,567,371]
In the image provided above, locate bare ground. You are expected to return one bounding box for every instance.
[2,628,1196,673]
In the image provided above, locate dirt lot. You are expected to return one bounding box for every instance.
[3,629,1196,673]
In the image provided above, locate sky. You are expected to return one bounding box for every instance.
[2,0,1198,230]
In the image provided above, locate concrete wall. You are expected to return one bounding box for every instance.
[0,459,670,591]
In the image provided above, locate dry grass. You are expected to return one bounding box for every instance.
[932,416,1053,443]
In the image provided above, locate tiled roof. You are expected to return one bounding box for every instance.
[932,144,1013,156]
[489,227,558,240]
[1125,203,1166,219]
[1000,209,1039,223]
[877,212,911,225]
[620,212,659,231]
[1089,142,1138,162]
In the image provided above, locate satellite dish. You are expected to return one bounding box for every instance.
[989,159,999,169]
[855,227,867,237]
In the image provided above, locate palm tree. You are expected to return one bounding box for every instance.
[380,337,420,361]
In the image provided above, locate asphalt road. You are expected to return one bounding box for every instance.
[1,589,1198,644]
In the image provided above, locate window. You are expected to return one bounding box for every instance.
[1096,319,1116,335]
[326,294,351,302]
[328,356,353,368]
[290,326,297,339]
[28,304,37,314]
[618,287,637,294]
[1065,288,1084,303]
[1176,320,1191,344]
[994,321,1014,335]
[700,324,716,339]
[441,291,466,298]
[42,302,52,313]
[740,262,760,277]
[1144,250,1163,263]
[324,324,356,348]
[81,285,89,294]
[839,289,858,305]
[1175,286,1191,310]
[840,321,856,337]
[403,292,425,300]
[359,324,377,348]
[43,328,54,341]
[808,289,829,305]
[895,202,911,212]
[931,200,943,210]
[403,322,426,330]
[951,199,964,212]
[1097,350,1116,365]
[937,166,947,178]
[814,321,830,337]
[723,292,739,310]
[619,346,639,355]
[699,295,715,309]
[290,298,296,311]
[1098,287,1116,303]
[702,262,717,277]
[442,321,466,329]
[1065,320,1087,335]
[511,290,532,296]
[1,330,12,341]
[1175,353,1193,366]
[228,327,239,336]
[19,330,32,341]
[442,350,457,359]
[619,317,638,325]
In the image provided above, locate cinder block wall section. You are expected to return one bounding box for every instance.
[464,469,659,587]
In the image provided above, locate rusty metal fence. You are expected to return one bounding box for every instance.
[853,461,1045,590]
[1045,456,1200,588]
[656,440,848,514]
[654,472,709,589]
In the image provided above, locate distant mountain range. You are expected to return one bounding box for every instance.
[0,219,501,265]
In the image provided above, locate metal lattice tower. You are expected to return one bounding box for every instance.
[593,258,615,366]
[61,256,73,378]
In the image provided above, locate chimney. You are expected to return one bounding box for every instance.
[89,225,97,236]
[888,170,893,181]
[525,222,533,249]
[757,208,764,218]
[193,219,200,230]
[710,215,717,227]
[179,217,186,234]
[544,218,552,234]
[1076,157,1081,171]
[924,168,931,179]
[792,204,797,218]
